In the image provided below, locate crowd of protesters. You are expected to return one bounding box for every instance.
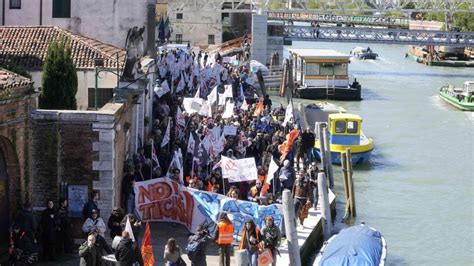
[8,46,322,266]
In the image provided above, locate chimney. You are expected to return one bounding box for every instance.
[147,0,157,59]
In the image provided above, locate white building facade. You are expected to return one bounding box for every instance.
[167,1,223,47]
[0,0,151,49]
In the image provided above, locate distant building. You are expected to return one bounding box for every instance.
[168,1,223,47]
[0,0,151,49]
[0,26,126,110]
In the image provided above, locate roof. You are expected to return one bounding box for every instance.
[0,26,126,70]
[0,68,33,90]
[329,113,362,121]
[288,48,349,60]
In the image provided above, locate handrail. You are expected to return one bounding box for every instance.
[206,34,252,54]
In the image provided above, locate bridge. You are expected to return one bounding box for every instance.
[268,11,410,28]
[283,25,474,47]
[179,0,473,13]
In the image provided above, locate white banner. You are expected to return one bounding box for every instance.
[223,125,237,136]
[221,156,258,183]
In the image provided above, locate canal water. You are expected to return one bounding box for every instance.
[275,42,473,265]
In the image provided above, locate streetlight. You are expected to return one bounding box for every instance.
[94,52,122,110]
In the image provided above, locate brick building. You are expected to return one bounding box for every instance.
[0,68,37,260]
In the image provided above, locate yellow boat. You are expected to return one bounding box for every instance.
[315,113,374,164]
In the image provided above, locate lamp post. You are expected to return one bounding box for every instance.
[94,52,122,110]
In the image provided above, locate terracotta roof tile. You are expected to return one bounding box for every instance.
[0,26,126,70]
[0,68,33,91]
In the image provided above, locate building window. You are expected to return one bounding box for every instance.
[88,88,113,109]
[9,0,21,9]
[175,34,183,44]
[208,35,215,45]
[306,63,320,75]
[176,13,183,20]
[53,0,71,18]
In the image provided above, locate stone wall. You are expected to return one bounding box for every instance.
[30,103,134,223]
[251,14,268,66]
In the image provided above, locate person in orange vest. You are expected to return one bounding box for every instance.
[214,213,234,266]
[239,219,261,266]
[248,180,268,204]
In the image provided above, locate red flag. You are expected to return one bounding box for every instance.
[253,99,264,116]
[279,128,300,162]
[141,222,155,266]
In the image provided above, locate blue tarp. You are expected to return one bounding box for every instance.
[319,225,383,266]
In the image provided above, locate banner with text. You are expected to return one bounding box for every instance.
[134,177,283,240]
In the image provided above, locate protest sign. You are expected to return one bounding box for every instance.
[223,125,237,136]
[220,156,258,182]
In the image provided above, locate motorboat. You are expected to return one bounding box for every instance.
[350,46,378,60]
[438,81,474,111]
[314,113,373,164]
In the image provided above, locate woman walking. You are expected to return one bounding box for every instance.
[164,238,183,266]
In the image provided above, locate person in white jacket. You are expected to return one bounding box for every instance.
[82,209,107,237]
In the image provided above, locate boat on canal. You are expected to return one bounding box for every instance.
[438,81,474,111]
[350,46,378,60]
[314,223,387,266]
[314,113,373,164]
[288,48,362,100]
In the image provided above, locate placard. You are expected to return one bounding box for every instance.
[223,125,237,136]
[68,185,88,217]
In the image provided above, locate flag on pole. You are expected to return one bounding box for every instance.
[240,99,249,111]
[161,118,171,147]
[151,140,160,170]
[282,100,294,127]
[187,134,196,154]
[176,106,186,127]
[141,222,155,266]
[167,149,184,184]
[207,85,218,105]
[239,83,245,102]
[124,217,136,242]
[266,156,279,184]
[194,86,201,98]
[253,99,264,116]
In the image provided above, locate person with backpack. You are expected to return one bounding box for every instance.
[239,219,261,266]
[187,224,211,266]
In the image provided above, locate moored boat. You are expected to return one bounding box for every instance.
[314,223,387,266]
[438,81,474,111]
[288,48,362,100]
[314,113,373,164]
[350,46,378,60]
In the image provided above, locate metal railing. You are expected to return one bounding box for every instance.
[284,26,474,47]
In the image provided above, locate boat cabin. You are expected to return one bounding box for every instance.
[328,113,362,145]
[462,81,474,97]
[288,48,351,88]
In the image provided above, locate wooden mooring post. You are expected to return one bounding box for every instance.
[318,123,334,188]
[318,172,332,240]
[342,148,357,218]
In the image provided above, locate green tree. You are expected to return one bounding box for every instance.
[40,39,78,110]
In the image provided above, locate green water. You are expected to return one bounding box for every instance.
[278,42,474,265]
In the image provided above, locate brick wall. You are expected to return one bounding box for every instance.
[0,94,37,213]
[30,103,134,228]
